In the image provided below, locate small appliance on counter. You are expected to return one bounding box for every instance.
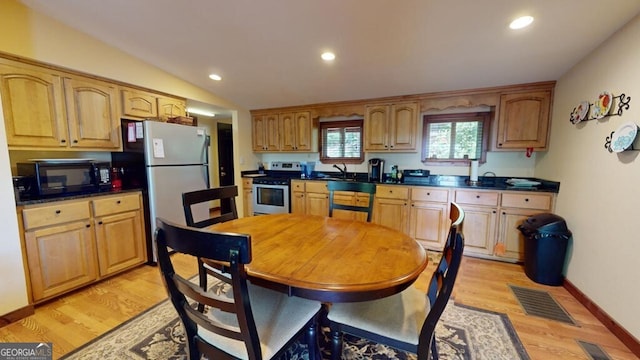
[402,169,431,185]
[368,158,385,182]
[15,159,111,199]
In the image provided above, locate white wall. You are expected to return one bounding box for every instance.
[536,14,640,340]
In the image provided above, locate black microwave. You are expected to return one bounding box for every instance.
[16,160,111,199]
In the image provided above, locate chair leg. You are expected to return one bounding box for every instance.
[330,328,343,360]
[197,258,207,312]
[430,338,439,360]
[305,319,319,360]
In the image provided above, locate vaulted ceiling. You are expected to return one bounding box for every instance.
[20,0,640,115]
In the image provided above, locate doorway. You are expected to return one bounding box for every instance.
[217,122,235,213]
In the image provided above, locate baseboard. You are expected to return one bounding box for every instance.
[0,304,34,328]
[564,278,640,357]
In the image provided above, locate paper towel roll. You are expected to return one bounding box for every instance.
[470,160,479,182]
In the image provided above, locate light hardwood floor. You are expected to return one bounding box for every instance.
[0,254,637,359]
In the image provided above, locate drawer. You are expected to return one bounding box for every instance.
[376,185,409,200]
[92,193,140,217]
[23,201,90,230]
[291,180,305,192]
[501,192,553,210]
[242,178,253,189]
[454,190,499,206]
[411,187,449,203]
[306,181,328,194]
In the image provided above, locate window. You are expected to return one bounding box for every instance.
[319,120,364,164]
[422,112,491,165]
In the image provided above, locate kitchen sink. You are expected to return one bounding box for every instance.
[321,177,358,182]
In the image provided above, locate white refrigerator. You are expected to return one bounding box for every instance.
[140,121,210,262]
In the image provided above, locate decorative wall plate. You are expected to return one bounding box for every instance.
[610,122,638,153]
[591,91,613,119]
[570,101,590,124]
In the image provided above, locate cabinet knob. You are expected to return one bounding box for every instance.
[86,224,91,228]
[524,198,529,202]
[117,200,121,204]
[55,210,61,214]
[73,140,78,143]
[498,143,503,147]
[60,139,66,143]
[427,192,430,195]
[476,195,480,199]
[493,210,497,213]
[98,221,103,225]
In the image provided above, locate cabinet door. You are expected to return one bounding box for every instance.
[291,191,306,215]
[294,111,312,151]
[496,91,551,149]
[63,76,120,149]
[409,201,448,249]
[0,62,67,148]
[94,210,145,276]
[25,221,97,301]
[121,88,158,119]
[373,197,409,233]
[158,96,186,121]
[458,204,497,256]
[364,104,390,150]
[306,192,329,217]
[264,113,281,151]
[279,112,297,151]
[243,189,254,217]
[252,115,267,151]
[389,102,418,150]
[498,208,541,261]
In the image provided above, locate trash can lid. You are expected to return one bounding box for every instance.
[519,213,572,236]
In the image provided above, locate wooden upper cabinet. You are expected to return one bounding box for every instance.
[252,113,280,151]
[0,60,67,148]
[496,90,552,150]
[121,88,158,119]
[158,96,186,121]
[280,111,312,151]
[365,101,418,152]
[63,76,120,149]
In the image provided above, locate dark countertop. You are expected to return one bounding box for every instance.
[242,170,560,193]
[16,188,144,206]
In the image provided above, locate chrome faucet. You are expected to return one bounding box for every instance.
[333,163,348,178]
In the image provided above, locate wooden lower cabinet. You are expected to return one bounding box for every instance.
[409,201,449,249]
[24,220,98,301]
[242,178,254,217]
[457,204,498,256]
[373,185,410,233]
[94,210,145,276]
[20,192,146,303]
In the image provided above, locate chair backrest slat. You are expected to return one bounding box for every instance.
[183,186,239,229]
[327,181,376,222]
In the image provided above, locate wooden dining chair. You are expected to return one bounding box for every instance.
[327,220,465,360]
[182,185,239,310]
[327,181,376,222]
[155,218,322,360]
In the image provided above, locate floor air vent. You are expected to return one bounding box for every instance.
[577,340,611,360]
[509,285,577,325]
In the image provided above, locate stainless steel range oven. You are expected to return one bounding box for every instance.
[252,161,301,215]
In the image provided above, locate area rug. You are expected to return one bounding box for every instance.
[60,297,529,360]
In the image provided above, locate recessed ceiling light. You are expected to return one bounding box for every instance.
[509,16,534,30]
[208,73,222,81]
[321,52,336,61]
[187,108,216,117]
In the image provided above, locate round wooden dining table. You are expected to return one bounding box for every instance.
[206,213,428,302]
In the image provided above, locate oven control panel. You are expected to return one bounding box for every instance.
[271,161,301,171]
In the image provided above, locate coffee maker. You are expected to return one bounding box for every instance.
[368,158,385,182]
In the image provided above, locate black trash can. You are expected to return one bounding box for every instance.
[518,213,571,286]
